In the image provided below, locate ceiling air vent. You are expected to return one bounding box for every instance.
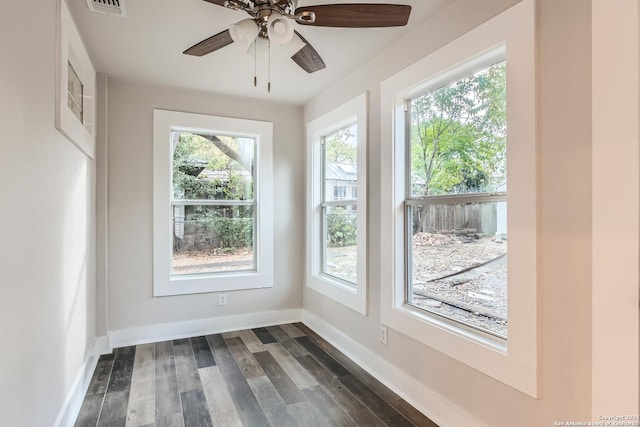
[86,0,127,17]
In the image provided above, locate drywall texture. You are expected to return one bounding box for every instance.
[303,0,594,425]
[0,1,97,426]
[106,80,304,331]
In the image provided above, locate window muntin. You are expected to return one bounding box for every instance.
[321,124,358,285]
[171,132,256,276]
[405,61,508,338]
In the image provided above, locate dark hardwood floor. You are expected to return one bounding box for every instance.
[75,322,439,427]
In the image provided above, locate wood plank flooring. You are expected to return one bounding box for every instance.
[75,323,439,427]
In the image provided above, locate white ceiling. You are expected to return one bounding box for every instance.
[68,0,450,105]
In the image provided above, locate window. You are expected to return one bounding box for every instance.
[405,60,508,339]
[381,0,537,396]
[153,110,273,296]
[307,93,368,314]
[333,185,347,200]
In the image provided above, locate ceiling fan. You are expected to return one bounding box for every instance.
[183,0,412,76]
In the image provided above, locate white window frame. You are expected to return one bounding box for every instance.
[404,58,508,339]
[153,109,274,297]
[380,0,537,397]
[306,93,368,314]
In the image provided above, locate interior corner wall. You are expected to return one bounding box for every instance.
[302,0,594,425]
[0,1,98,426]
[105,80,304,334]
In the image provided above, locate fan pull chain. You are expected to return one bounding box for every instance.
[268,39,272,93]
[253,40,257,87]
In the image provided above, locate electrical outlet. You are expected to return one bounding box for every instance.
[218,293,227,306]
[379,325,388,345]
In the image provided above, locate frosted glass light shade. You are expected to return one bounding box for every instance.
[267,13,294,45]
[229,19,259,51]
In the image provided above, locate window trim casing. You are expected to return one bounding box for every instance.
[306,93,368,314]
[380,0,537,397]
[153,109,274,297]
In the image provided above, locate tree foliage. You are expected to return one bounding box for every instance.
[324,125,357,164]
[172,132,253,201]
[410,61,506,197]
[327,207,357,247]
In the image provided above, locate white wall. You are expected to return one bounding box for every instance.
[0,1,97,426]
[105,80,304,335]
[591,0,640,416]
[303,0,600,425]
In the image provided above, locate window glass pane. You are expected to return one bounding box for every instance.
[409,61,506,197]
[407,61,508,338]
[323,205,357,284]
[407,201,507,337]
[173,132,255,201]
[172,204,255,275]
[323,124,357,202]
[67,61,83,122]
[321,122,359,286]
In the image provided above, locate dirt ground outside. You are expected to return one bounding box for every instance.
[316,233,508,337]
[172,232,508,337]
[173,248,254,275]
[411,234,507,337]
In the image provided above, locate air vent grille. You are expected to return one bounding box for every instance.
[86,0,127,17]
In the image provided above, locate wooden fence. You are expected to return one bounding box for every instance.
[413,202,498,235]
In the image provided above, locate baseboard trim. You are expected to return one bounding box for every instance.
[301,310,487,427]
[53,338,102,427]
[95,335,111,355]
[108,308,303,350]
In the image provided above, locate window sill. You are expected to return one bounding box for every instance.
[306,274,366,315]
[154,271,273,297]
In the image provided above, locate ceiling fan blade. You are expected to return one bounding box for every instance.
[291,31,326,73]
[202,0,228,6]
[183,29,234,56]
[295,4,411,27]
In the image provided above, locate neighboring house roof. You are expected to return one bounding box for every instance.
[198,169,252,181]
[326,163,357,182]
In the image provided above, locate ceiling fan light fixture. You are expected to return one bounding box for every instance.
[186,0,413,76]
[267,13,295,45]
[229,18,259,50]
